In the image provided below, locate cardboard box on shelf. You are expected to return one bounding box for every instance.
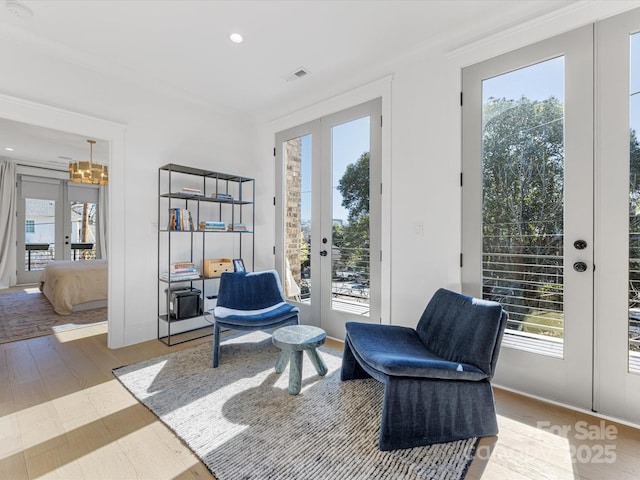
[203,258,233,277]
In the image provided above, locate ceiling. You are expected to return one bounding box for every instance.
[0,0,580,168]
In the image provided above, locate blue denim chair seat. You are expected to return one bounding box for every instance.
[341,288,508,450]
[345,322,487,381]
[214,302,298,327]
[212,270,299,368]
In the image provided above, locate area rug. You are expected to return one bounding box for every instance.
[0,287,107,344]
[113,331,478,480]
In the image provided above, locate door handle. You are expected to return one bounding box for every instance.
[573,261,588,272]
[319,250,328,257]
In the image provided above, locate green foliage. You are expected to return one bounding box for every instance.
[482,97,565,327]
[482,96,564,257]
[628,129,640,307]
[336,152,370,274]
[630,129,640,218]
[522,310,564,338]
[338,152,370,220]
[483,97,640,330]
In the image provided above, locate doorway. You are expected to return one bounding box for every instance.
[275,99,382,339]
[462,9,640,423]
[462,25,594,409]
[17,175,100,285]
[0,94,126,348]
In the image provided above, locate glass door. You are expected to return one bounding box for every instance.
[17,176,64,284]
[462,25,594,409]
[68,183,99,261]
[276,99,382,339]
[595,8,640,423]
[17,175,99,284]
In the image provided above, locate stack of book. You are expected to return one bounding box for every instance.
[212,193,234,201]
[227,223,247,232]
[161,262,200,281]
[199,221,226,231]
[168,207,194,231]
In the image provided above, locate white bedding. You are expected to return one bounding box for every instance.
[39,259,108,315]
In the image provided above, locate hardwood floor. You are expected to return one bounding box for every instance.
[1,324,639,479]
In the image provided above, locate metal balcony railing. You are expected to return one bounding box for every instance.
[482,249,564,339]
[24,243,96,271]
[485,240,640,369]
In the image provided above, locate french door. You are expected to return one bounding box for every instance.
[462,26,595,409]
[596,8,640,422]
[275,99,382,339]
[17,175,99,284]
[463,10,640,423]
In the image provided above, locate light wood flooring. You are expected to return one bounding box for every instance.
[1,324,639,480]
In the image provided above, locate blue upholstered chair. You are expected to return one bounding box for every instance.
[341,288,508,450]
[212,270,299,368]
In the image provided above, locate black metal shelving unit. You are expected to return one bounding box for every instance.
[157,163,255,346]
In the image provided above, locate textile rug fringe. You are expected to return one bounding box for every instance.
[113,331,478,480]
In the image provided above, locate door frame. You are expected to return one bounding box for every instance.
[275,119,321,328]
[0,93,126,348]
[275,99,382,339]
[16,175,66,284]
[461,25,595,410]
[594,8,640,422]
[319,98,382,339]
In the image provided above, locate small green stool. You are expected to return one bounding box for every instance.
[272,325,328,395]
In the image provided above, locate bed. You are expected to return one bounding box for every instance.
[39,259,108,315]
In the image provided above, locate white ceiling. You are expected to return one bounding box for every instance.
[0,0,580,167]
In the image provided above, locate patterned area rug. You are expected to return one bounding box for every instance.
[0,287,107,344]
[114,331,478,480]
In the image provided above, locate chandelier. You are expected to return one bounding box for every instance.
[69,139,108,185]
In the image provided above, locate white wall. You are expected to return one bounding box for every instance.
[0,30,254,347]
[1,1,637,346]
[257,0,640,329]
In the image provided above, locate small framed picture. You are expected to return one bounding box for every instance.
[233,258,245,272]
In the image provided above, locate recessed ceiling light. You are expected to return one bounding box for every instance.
[6,1,33,19]
[5,147,14,151]
[229,33,244,44]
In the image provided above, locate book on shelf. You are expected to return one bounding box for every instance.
[171,261,196,268]
[198,221,226,231]
[211,193,234,201]
[168,207,195,231]
[227,223,247,231]
[181,187,202,194]
[160,272,201,281]
[162,262,199,280]
[170,263,197,274]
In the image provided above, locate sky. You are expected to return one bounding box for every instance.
[300,116,370,223]
[484,37,640,134]
[483,55,564,104]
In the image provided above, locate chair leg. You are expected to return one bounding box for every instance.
[379,377,499,450]
[340,336,372,381]
[275,350,289,373]
[212,324,221,368]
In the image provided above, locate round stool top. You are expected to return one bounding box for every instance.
[272,325,326,351]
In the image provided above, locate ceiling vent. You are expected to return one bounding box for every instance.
[284,67,310,83]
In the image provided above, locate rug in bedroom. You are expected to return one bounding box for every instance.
[113,330,478,480]
[0,287,107,344]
